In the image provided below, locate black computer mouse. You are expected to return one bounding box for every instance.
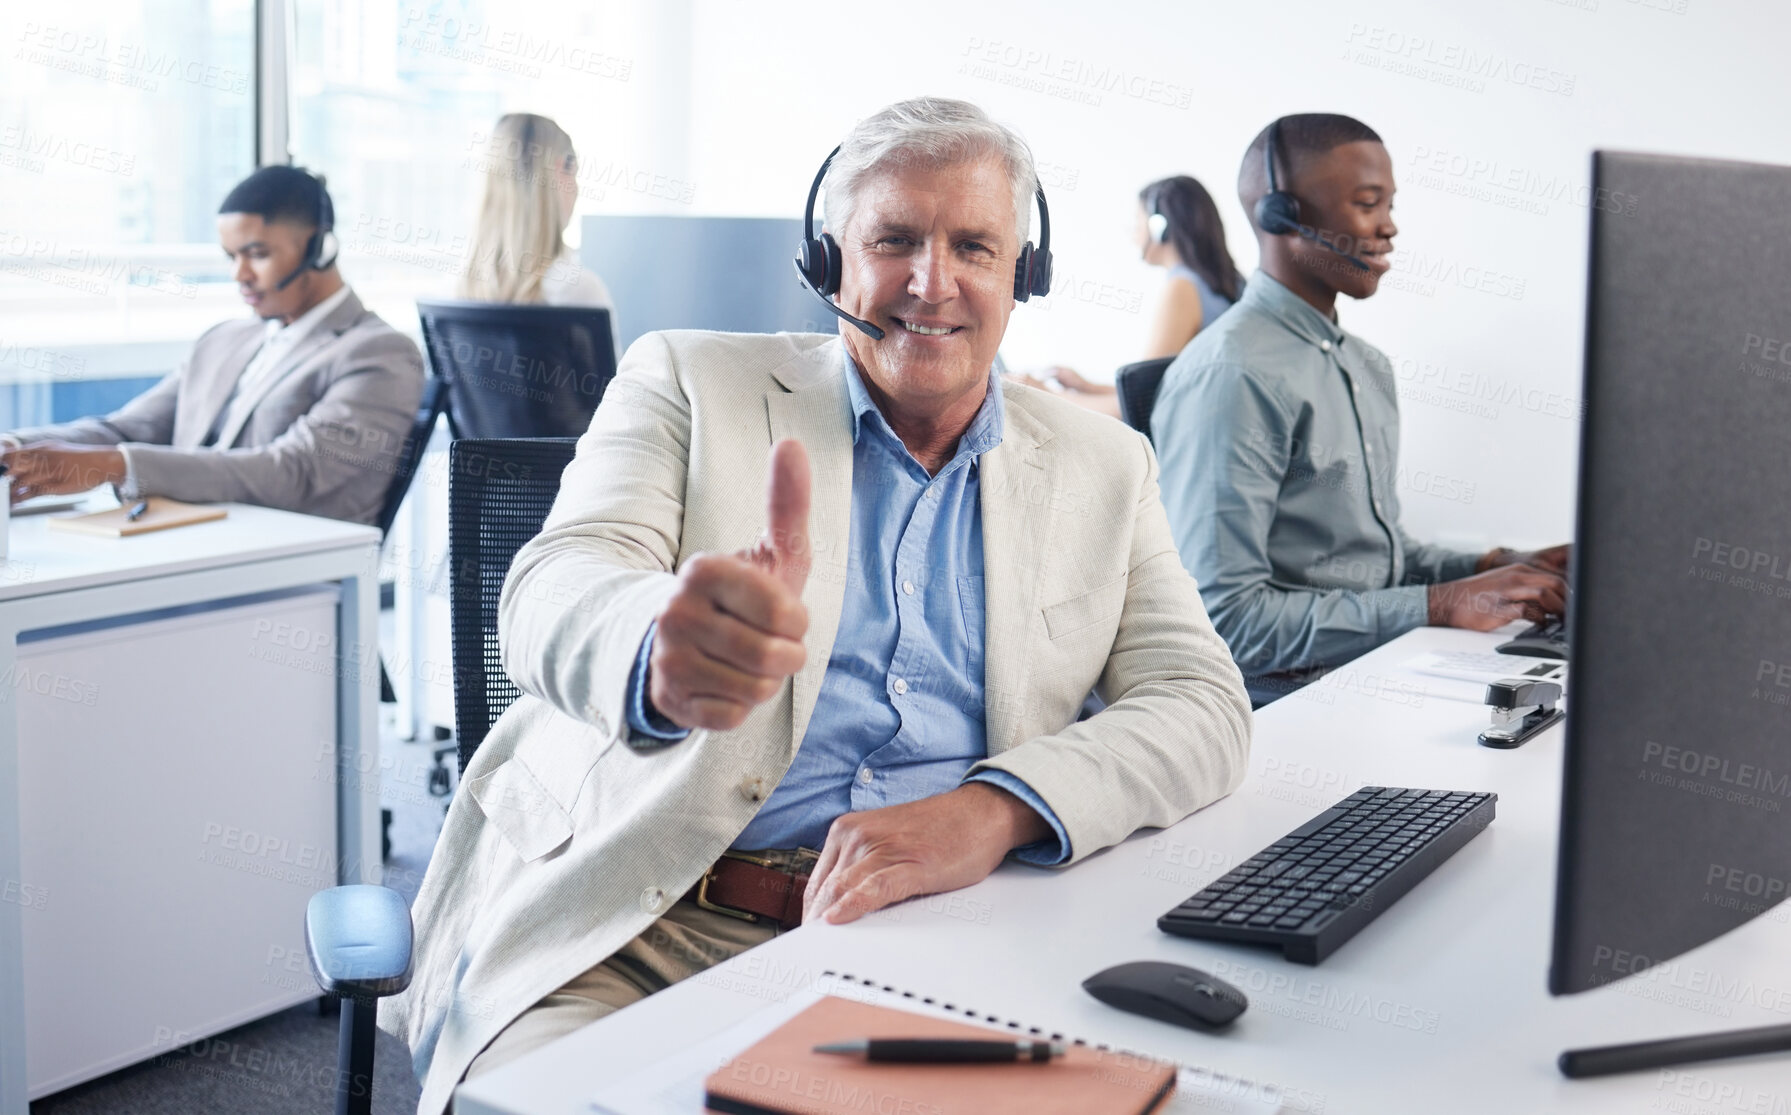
[1082,960,1248,1030]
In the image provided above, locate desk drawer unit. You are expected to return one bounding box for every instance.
[15,588,339,1097]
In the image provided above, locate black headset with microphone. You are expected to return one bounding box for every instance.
[1253,118,1369,273]
[793,145,1054,341]
[274,168,340,291]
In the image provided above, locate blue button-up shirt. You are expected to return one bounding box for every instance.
[627,358,1068,864]
[1153,270,1480,703]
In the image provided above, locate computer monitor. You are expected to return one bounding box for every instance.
[1550,151,1791,1073]
[579,215,827,353]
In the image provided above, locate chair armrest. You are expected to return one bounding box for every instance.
[305,884,414,999]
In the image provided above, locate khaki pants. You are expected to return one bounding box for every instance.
[461,849,814,1086]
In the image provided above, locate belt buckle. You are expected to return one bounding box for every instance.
[693,851,778,923]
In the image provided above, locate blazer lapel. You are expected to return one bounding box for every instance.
[978,390,1056,755]
[211,291,364,449]
[182,326,268,449]
[764,340,853,759]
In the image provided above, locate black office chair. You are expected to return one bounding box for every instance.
[415,300,616,439]
[305,436,578,1114]
[376,377,449,708]
[1114,357,1174,440]
[374,376,449,540]
[447,437,581,768]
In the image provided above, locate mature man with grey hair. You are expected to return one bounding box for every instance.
[386,96,1249,1114]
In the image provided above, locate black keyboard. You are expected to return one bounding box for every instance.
[1157,787,1497,965]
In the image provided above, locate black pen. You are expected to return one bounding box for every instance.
[125,500,150,521]
[812,1038,1066,1063]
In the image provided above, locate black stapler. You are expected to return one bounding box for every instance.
[1478,677,1565,749]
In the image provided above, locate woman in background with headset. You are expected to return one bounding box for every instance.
[1018,174,1244,415]
[459,113,615,309]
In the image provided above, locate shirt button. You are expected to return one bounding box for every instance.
[892,677,909,695]
[923,488,937,499]
[902,580,915,595]
[1364,443,1374,454]
[640,887,666,912]
[859,767,874,785]
[1320,340,1333,352]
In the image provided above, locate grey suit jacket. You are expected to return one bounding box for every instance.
[383,331,1251,1114]
[8,289,425,526]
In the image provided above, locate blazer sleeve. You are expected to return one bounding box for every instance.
[120,328,424,523]
[496,333,688,747]
[968,431,1254,864]
[8,369,184,449]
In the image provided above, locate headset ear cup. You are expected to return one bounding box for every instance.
[795,238,825,290]
[1029,247,1052,299]
[314,230,339,271]
[1013,243,1034,303]
[1256,192,1301,236]
[817,233,843,297]
[1148,212,1169,243]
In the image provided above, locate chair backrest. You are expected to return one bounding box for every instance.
[373,377,447,540]
[1114,357,1174,440]
[416,300,616,439]
[447,437,580,771]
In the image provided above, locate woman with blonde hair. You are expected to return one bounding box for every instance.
[459,112,614,308]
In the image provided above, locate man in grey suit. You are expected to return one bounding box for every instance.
[387,98,1250,1114]
[0,166,424,527]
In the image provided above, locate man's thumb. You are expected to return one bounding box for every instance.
[764,438,812,591]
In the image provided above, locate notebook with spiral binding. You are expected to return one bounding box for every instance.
[702,994,1176,1115]
[587,971,1283,1115]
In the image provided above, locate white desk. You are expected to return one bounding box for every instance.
[0,500,384,1111]
[457,626,1791,1115]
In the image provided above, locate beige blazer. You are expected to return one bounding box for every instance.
[8,290,424,525]
[384,331,1250,1114]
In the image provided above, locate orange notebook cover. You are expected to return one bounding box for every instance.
[704,995,1176,1115]
[47,498,227,537]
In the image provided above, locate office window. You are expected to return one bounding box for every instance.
[0,0,255,425]
[288,0,663,332]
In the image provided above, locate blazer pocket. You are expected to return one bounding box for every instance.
[466,754,574,863]
[1042,574,1128,641]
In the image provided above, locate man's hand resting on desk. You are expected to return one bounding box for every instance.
[1428,562,1568,631]
[646,439,812,732]
[0,442,126,502]
[803,782,1053,925]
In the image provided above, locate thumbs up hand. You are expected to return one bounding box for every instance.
[647,440,812,732]
[744,439,814,595]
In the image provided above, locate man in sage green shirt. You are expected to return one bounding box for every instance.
[1153,114,1568,704]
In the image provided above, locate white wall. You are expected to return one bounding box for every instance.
[602,0,1791,553]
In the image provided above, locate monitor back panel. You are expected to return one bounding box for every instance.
[1552,151,1791,994]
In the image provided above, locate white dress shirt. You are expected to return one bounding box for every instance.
[538,250,614,310]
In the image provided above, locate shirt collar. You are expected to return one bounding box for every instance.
[263,283,353,346]
[1240,269,1347,351]
[841,353,1005,468]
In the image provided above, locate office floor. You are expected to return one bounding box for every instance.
[30,614,448,1115]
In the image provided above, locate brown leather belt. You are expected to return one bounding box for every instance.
[687,852,810,930]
